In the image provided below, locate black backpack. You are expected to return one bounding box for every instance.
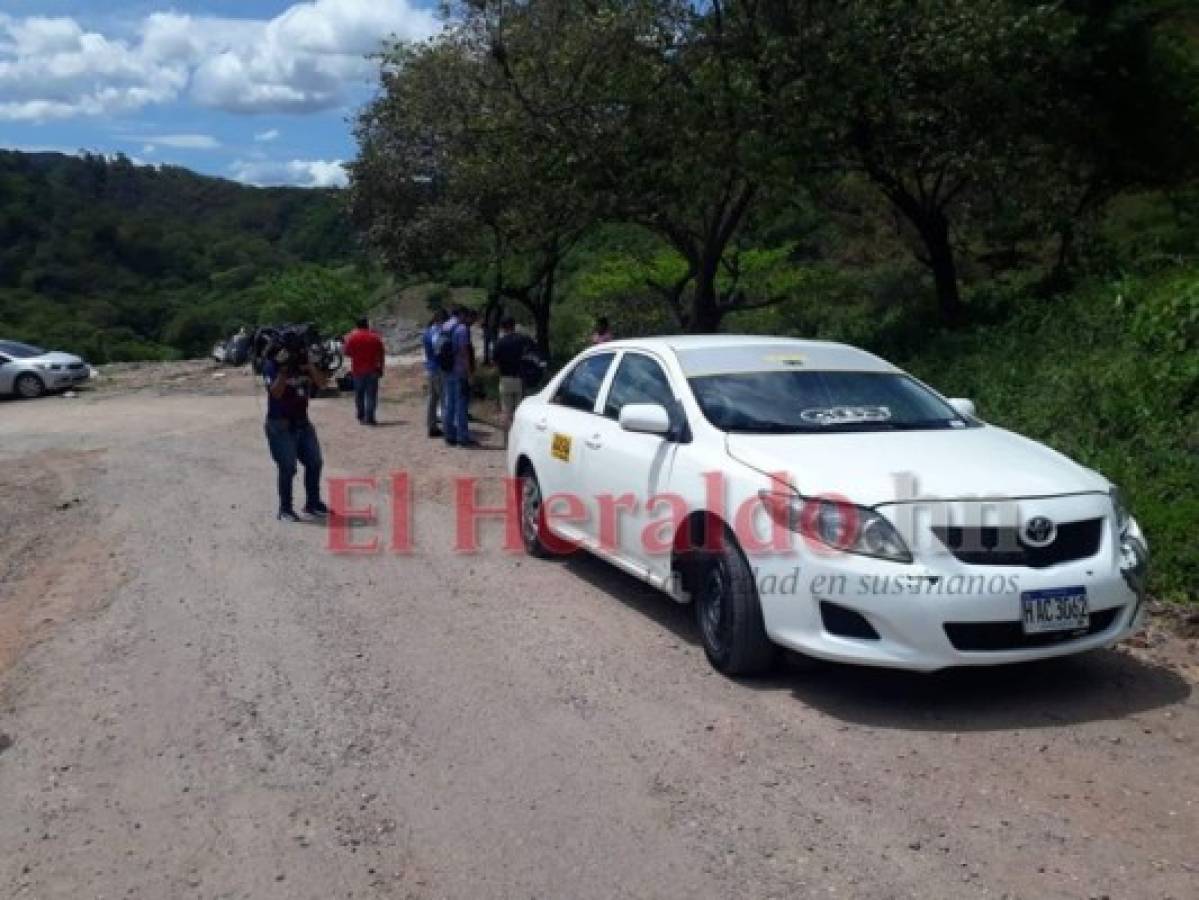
[435,325,457,372]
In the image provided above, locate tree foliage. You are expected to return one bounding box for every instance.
[0,151,364,361]
[351,0,1199,333]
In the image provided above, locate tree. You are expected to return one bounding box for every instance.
[1040,0,1199,283]
[814,0,1073,323]
[350,10,601,354]
[482,0,820,332]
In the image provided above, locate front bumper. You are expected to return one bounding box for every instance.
[750,496,1145,672]
[756,559,1140,672]
[47,369,90,388]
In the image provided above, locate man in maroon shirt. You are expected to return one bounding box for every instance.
[343,317,386,425]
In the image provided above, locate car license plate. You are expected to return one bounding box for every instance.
[1021,587,1089,634]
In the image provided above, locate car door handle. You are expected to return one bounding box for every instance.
[584,434,603,450]
[534,417,548,431]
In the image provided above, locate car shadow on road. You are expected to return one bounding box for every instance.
[770,651,1191,733]
[560,551,1192,733]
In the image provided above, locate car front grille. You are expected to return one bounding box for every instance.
[67,362,85,370]
[931,518,1103,568]
[944,606,1123,652]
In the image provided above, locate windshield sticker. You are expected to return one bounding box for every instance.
[763,354,805,366]
[799,405,892,426]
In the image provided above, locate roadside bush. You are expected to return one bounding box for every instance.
[895,267,1197,603]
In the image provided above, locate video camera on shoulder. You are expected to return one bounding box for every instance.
[252,323,344,375]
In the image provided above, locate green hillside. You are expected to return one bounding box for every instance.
[0,150,370,361]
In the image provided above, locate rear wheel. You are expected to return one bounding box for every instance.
[14,373,45,399]
[518,465,551,558]
[694,531,777,676]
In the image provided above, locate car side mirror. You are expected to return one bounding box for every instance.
[948,398,976,418]
[619,403,671,435]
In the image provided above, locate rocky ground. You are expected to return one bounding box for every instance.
[0,363,1195,899]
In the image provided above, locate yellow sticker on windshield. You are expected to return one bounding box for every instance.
[551,433,572,462]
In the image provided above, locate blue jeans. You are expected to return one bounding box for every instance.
[354,373,379,423]
[443,373,471,444]
[426,370,444,433]
[265,419,323,513]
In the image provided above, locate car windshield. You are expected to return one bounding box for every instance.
[0,340,46,358]
[688,370,966,433]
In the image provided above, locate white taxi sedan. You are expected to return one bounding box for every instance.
[507,336,1149,676]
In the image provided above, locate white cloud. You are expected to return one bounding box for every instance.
[0,2,440,122]
[254,128,281,142]
[187,1,438,115]
[0,14,186,122]
[231,157,349,189]
[143,133,221,149]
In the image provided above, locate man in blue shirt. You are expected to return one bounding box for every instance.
[422,308,448,438]
[262,338,330,522]
[442,307,478,447]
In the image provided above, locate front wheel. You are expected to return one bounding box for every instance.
[14,373,45,399]
[694,532,777,676]
[518,466,551,558]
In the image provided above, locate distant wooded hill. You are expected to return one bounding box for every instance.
[0,150,365,361]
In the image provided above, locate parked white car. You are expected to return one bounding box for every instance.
[507,336,1149,675]
[0,340,91,398]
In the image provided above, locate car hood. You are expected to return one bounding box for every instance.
[35,351,83,365]
[725,425,1109,506]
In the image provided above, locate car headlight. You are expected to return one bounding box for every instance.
[1110,486,1149,597]
[1110,486,1131,536]
[759,491,913,563]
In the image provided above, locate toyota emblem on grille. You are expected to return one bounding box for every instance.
[1022,516,1057,548]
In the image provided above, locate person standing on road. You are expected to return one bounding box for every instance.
[443,307,478,447]
[493,316,535,448]
[344,317,386,426]
[423,308,449,438]
[263,338,329,523]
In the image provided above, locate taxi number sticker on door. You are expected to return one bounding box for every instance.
[551,433,572,462]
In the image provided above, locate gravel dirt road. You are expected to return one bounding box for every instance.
[1,366,1196,899]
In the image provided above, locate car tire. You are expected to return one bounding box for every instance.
[14,373,45,399]
[517,465,551,558]
[694,529,777,676]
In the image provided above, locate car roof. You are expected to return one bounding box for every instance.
[598,335,897,375]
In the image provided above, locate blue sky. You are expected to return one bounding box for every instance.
[0,1,441,186]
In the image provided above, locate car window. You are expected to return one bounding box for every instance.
[603,353,675,419]
[0,341,45,358]
[688,371,967,433]
[552,353,615,413]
